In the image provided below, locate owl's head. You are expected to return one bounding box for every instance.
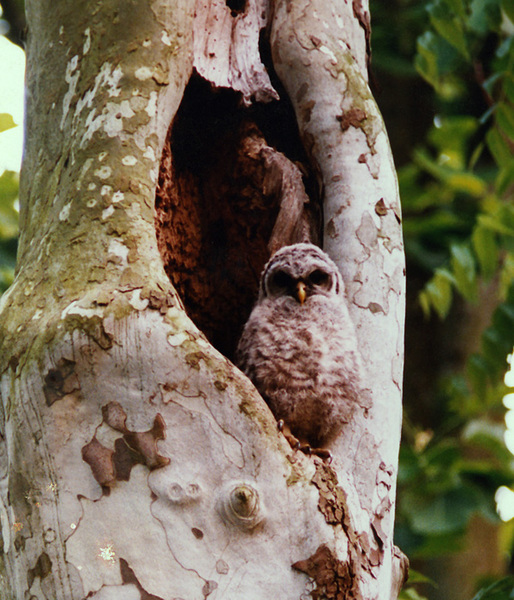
[260,243,344,304]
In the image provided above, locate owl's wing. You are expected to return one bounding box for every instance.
[234,321,251,373]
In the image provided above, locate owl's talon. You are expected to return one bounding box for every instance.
[277,420,302,450]
[299,443,312,455]
[286,435,301,451]
[312,448,332,462]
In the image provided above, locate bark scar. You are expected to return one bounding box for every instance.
[43,358,80,406]
[352,0,372,76]
[336,108,367,132]
[293,544,353,600]
[82,401,170,492]
[120,557,165,600]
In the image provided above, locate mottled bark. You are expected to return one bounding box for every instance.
[0,0,406,598]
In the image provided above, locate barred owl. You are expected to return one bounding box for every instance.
[237,243,363,454]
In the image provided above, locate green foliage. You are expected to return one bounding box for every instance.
[0,168,19,292]
[400,588,431,600]
[0,110,19,293]
[0,112,16,133]
[372,0,514,593]
[471,577,514,600]
[406,1,514,322]
[401,0,514,408]
[396,433,507,557]
[399,569,437,599]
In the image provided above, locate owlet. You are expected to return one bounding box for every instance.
[236,243,363,452]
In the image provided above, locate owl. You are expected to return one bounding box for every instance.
[236,243,364,455]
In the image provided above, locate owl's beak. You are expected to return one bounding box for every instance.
[295,281,307,304]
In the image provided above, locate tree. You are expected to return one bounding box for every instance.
[0,0,407,598]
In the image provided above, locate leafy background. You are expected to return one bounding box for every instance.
[0,115,18,294]
[1,0,514,598]
[371,0,514,597]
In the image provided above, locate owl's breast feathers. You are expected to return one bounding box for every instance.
[237,295,363,446]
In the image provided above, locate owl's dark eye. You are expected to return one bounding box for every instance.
[308,269,330,287]
[270,270,294,290]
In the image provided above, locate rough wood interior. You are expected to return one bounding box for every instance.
[155,73,320,358]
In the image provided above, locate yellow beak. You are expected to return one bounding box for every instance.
[296,281,307,304]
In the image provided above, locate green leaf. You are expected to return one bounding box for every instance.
[427,1,470,58]
[0,113,17,134]
[416,32,441,88]
[492,300,514,338]
[420,268,454,318]
[415,32,462,97]
[482,327,513,369]
[483,72,503,97]
[445,172,487,196]
[471,577,514,600]
[487,127,513,168]
[405,569,435,585]
[424,441,461,472]
[496,164,514,197]
[411,530,466,557]
[450,243,477,301]
[501,0,514,22]
[468,353,493,397]
[413,148,486,196]
[446,0,466,17]
[0,170,19,239]
[500,256,514,298]
[472,225,498,279]
[469,0,503,34]
[428,116,478,157]
[478,212,514,237]
[405,485,481,535]
[505,74,514,104]
[399,588,430,600]
[496,102,514,140]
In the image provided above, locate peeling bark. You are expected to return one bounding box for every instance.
[0,0,406,598]
[194,0,278,104]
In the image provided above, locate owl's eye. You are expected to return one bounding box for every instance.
[270,270,294,290]
[308,269,330,287]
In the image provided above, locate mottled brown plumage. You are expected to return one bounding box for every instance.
[237,243,363,450]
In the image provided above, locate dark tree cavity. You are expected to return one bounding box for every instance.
[155,71,321,358]
[225,0,248,17]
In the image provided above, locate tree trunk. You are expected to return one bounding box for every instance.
[0,1,407,599]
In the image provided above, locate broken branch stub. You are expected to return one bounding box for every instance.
[194,0,278,104]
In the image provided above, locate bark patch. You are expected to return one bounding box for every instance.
[374,198,387,216]
[120,558,165,600]
[27,552,52,589]
[292,544,353,600]
[64,314,113,350]
[352,0,372,77]
[308,460,387,594]
[82,437,116,489]
[202,580,218,597]
[82,402,170,492]
[311,460,349,526]
[43,358,80,405]
[337,108,367,132]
